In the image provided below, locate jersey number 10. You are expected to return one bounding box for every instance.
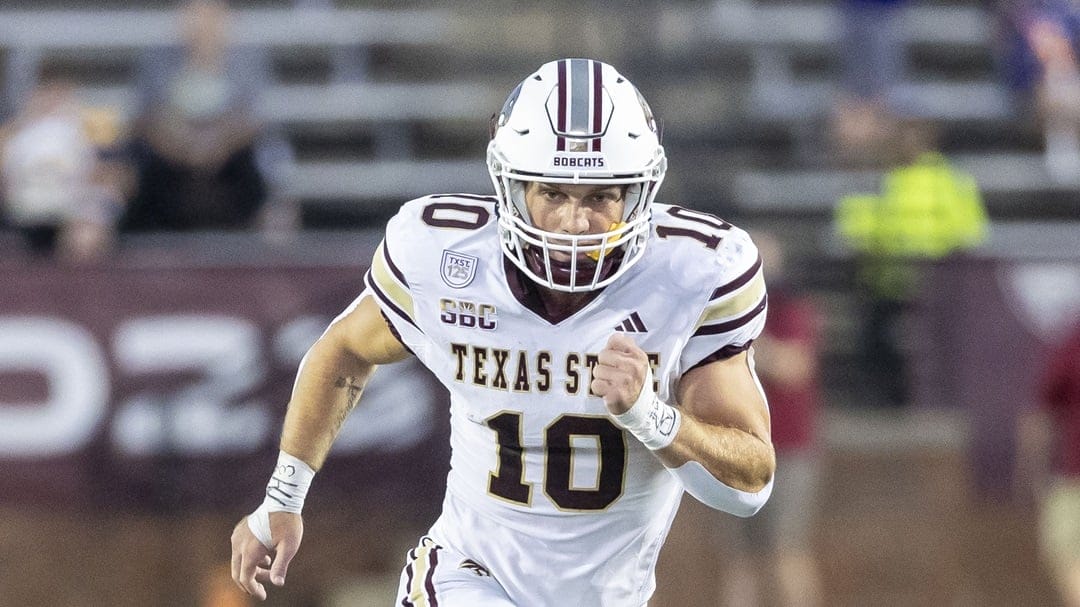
[486,411,626,511]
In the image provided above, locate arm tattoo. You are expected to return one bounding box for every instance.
[332,376,365,429]
[336,376,364,406]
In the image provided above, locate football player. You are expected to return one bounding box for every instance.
[231,58,775,606]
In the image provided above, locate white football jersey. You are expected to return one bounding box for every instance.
[366,194,767,606]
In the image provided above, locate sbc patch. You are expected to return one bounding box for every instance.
[441,250,478,288]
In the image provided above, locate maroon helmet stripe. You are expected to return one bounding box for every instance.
[556,59,568,151]
[592,60,603,151]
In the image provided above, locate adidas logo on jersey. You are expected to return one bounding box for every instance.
[615,311,648,333]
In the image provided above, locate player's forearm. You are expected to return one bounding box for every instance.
[658,414,775,493]
[279,336,376,471]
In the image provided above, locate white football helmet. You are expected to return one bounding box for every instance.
[487,58,667,293]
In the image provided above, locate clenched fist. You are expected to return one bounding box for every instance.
[591,332,651,415]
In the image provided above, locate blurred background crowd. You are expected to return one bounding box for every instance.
[0,1,1078,606]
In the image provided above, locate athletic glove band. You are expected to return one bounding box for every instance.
[610,367,681,450]
[247,451,315,549]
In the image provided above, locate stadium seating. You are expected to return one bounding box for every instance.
[0,3,1073,606]
[4,2,1072,227]
[0,6,498,221]
[4,0,1074,357]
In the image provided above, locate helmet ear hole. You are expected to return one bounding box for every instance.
[507,180,529,221]
[623,183,643,219]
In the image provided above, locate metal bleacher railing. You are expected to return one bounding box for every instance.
[656,1,1010,126]
[2,4,1072,227]
[649,1,1080,257]
[0,7,501,212]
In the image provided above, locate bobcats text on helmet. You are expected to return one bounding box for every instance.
[487,58,667,293]
[552,155,606,168]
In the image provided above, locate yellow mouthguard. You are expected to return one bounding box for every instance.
[585,222,626,261]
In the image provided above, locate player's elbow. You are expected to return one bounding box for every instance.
[669,459,774,518]
[748,447,776,494]
[723,461,774,518]
[724,441,775,495]
[734,460,777,511]
[726,470,773,517]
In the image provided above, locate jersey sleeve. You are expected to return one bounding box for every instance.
[364,201,427,350]
[678,228,767,373]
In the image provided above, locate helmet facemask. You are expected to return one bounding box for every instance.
[487,58,667,293]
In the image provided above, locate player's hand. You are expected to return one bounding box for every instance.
[230,511,303,601]
[592,332,651,415]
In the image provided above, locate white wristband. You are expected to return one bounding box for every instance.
[264,450,316,513]
[247,451,315,549]
[611,367,681,450]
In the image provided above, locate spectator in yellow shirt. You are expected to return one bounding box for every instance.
[835,120,988,407]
